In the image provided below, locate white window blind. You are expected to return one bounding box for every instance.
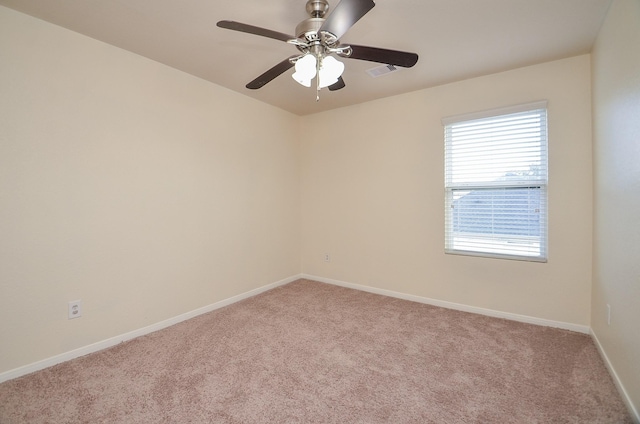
[443,102,548,262]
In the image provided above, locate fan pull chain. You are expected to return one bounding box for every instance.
[316,56,320,102]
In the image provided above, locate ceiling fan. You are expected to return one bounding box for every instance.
[217,0,418,100]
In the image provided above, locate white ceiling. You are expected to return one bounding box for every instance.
[0,0,612,116]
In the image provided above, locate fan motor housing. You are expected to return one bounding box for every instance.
[295,17,324,41]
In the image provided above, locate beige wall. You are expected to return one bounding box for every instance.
[0,6,301,374]
[591,0,640,415]
[301,55,593,326]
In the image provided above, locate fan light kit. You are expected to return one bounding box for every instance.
[292,54,344,89]
[217,0,418,101]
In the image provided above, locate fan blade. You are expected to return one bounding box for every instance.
[319,0,375,40]
[246,57,296,89]
[328,77,346,91]
[344,44,419,68]
[217,20,294,42]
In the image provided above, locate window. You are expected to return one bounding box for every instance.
[443,101,548,262]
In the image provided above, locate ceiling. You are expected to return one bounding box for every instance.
[0,0,612,116]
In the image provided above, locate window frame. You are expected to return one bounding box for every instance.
[442,101,548,262]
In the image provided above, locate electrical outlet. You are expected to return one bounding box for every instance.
[606,304,611,326]
[324,253,330,262]
[68,300,82,319]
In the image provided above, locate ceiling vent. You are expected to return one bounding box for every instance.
[366,64,399,78]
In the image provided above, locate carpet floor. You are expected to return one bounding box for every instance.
[0,279,633,423]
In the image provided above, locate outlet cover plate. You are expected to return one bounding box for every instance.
[68,300,82,319]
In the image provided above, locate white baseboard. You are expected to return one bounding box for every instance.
[302,274,591,334]
[0,274,302,384]
[591,329,640,423]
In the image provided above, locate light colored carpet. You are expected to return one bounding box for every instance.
[0,279,633,423]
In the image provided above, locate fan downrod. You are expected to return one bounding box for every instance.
[306,0,329,18]
[296,0,332,41]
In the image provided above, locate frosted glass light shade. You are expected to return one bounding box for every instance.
[292,54,317,87]
[318,56,344,88]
